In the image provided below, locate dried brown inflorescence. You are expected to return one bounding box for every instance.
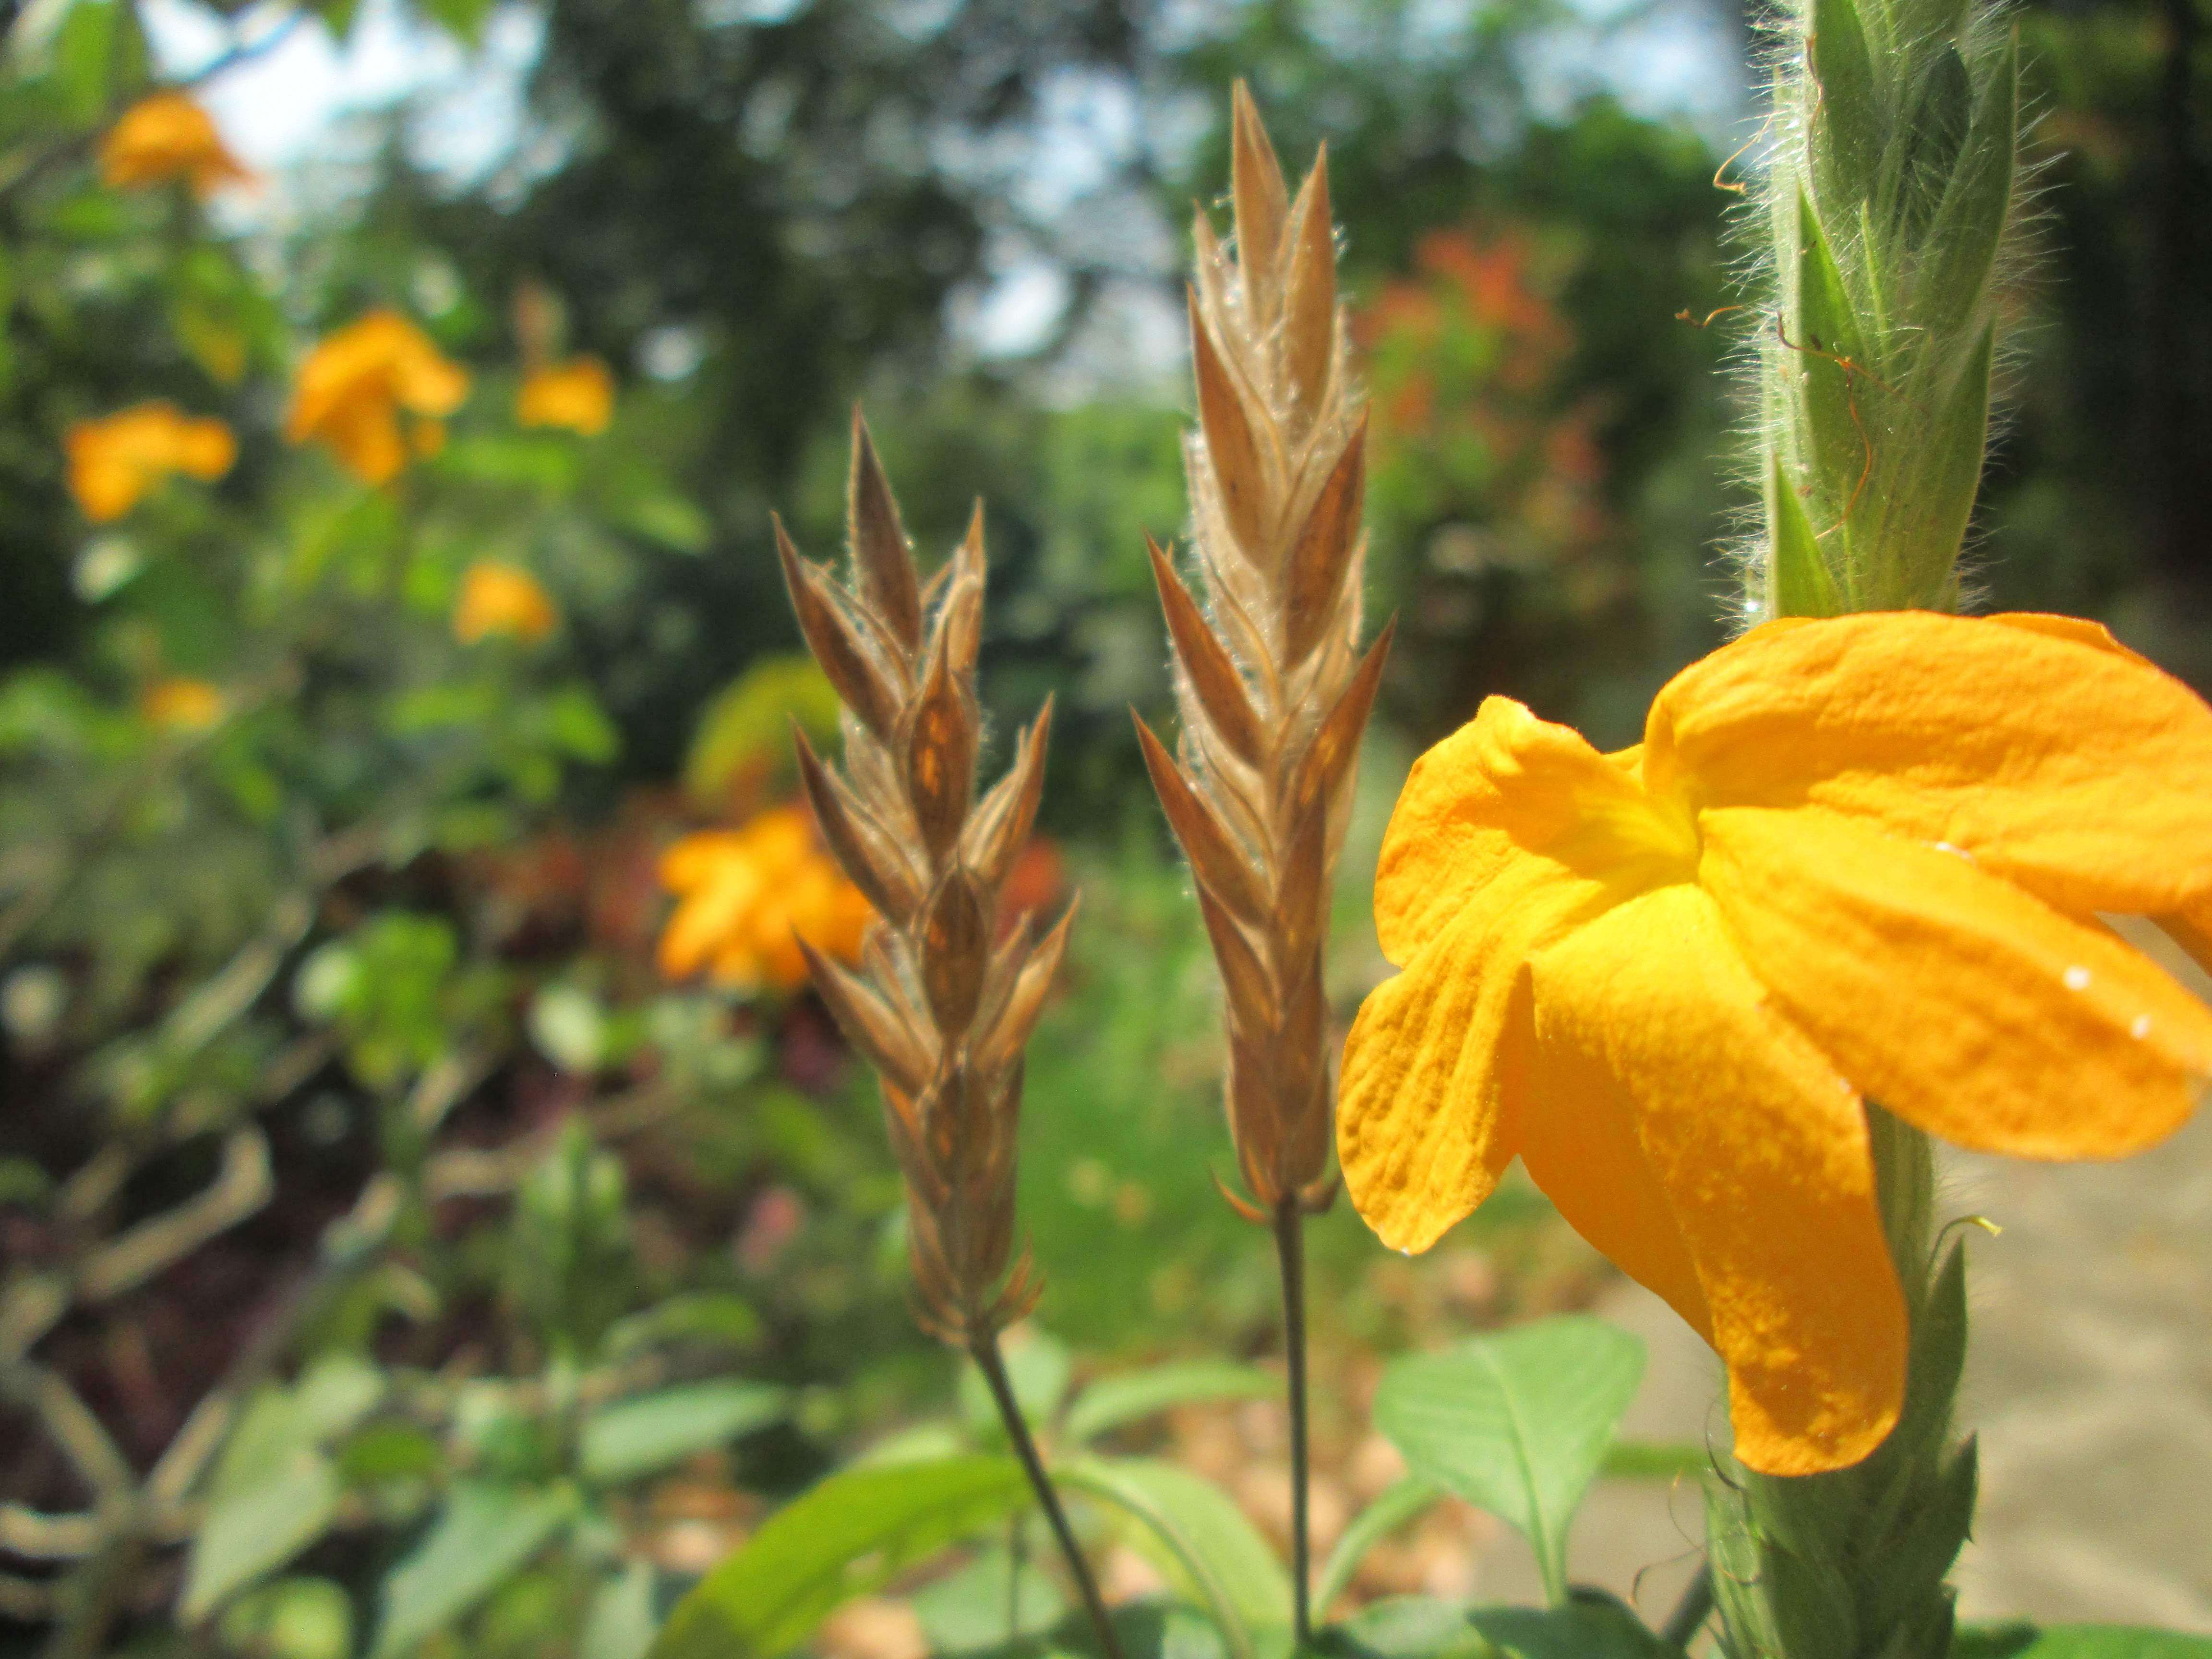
[1139,84,1391,1217]
[777,412,1069,1347]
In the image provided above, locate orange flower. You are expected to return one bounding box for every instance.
[517,358,614,435]
[99,92,252,196]
[453,562,558,644]
[1339,612,2212,1477]
[65,402,236,523]
[141,677,225,732]
[658,805,873,992]
[285,311,469,484]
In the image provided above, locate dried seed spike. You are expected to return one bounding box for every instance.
[792,722,922,923]
[795,936,934,1097]
[905,640,976,867]
[961,697,1054,889]
[939,569,984,683]
[1148,536,1264,767]
[849,409,923,653]
[1230,81,1290,314]
[1210,1165,1271,1225]
[1283,415,1368,665]
[1226,1028,1283,1205]
[1280,149,1338,426]
[921,869,991,1039]
[1188,287,1273,563]
[1272,793,1328,976]
[1193,881,1277,1035]
[776,516,903,740]
[1133,715,1271,926]
[1289,615,1396,821]
[974,898,1078,1082]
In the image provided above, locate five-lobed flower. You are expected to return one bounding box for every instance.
[285,311,469,485]
[1339,610,2212,1476]
[65,402,235,523]
[657,805,873,993]
[99,92,252,197]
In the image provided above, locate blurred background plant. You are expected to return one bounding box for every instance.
[3,0,2210,1652]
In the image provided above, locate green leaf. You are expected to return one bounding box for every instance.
[1331,1597,1497,1659]
[1807,0,1881,194]
[601,1292,762,1358]
[218,1576,355,1659]
[1769,450,1842,618]
[1061,1456,1287,1659]
[1954,1630,2212,1659]
[578,1381,788,1486]
[582,1562,661,1659]
[181,1453,342,1622]
[1314,1476,1442,1620]
[649,1456,1032,1659]
[1793,192,1875,533]
[1467,1598,1683,1659]
[1064,1362,1280,1444]
[370,1481,577,1658]
[1372,1316,1645,1606]
[912,1545,1069,1653]
[1598,1442,1710,1481]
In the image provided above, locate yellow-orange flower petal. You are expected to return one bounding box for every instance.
[286,311,469,484]
[65,402,236,522]
[1529,883,1905,1475]
[517,359,614,435]
[1339,853,1603,1253]
[141,676,225,732]
[1649,610,2212,917]
[99,92,252,196]
[1701,805,2212,1160]
[453,563,558,645]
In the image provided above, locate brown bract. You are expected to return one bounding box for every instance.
[1139,86,1391,1214]
[780,411,1068,1344]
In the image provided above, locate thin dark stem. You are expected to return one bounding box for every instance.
[1660,1563,1714,1651]
[1272,1197,1311,1647]
[971,1332,1125,1659]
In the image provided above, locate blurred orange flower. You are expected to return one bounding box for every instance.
[285,311,469,484]
[141,677,225,732]
[453,562,558,644]
[517,358,614,435]
[99,92,252,196]
[658,805,873,992]
[65,402,236,522]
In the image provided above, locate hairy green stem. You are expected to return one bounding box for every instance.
[971,1333,1125,1659]
[1272,1198,1313,1646]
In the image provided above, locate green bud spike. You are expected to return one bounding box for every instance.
[1748,0,2023,620]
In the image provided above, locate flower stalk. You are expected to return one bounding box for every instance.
[776,415,1119,1659]
[1715,0,2026,1641]
[1139,86,1391,1644]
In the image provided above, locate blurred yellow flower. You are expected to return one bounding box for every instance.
[141,677,224,732]
[285,311,469,484]
[65,402,236,522]
[99,92,252,196]
[517,358,614,435]
[453,562,558,644]
[658,805,873,992]
[1340,611,2212,1478]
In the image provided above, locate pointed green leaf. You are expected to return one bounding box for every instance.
[1794,194,1876,528]
[1064,1362,1279,1444]
[1919,36,2018,342]
[649,1457,1031,1659]
[370,1482,576,1658]
[1314,1476,1442,1620]
[582,1562,660,1659]
[1771,450,1844,618]
[1953,1630,2212,1659]
[1063,1456,1287,1655]
[1808,0,1882,200]
[180,1453,342,1622]
[1372,1317,1645,1606]
[578,1381,787,1486]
